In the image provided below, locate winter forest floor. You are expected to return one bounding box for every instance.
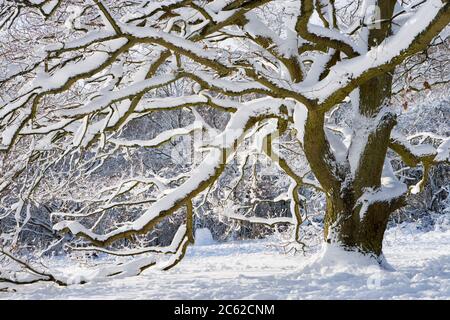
[1,222,449,300]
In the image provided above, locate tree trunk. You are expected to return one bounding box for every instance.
[304,0,403,260]
[318,74,401,258]
[303,105,400,258]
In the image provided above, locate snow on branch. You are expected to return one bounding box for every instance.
[53,101,288,246]
[356,160,408,220]
[390,131,449,194]
[221,210,293,226]
[109,122,203,148]
[298,0,449,108]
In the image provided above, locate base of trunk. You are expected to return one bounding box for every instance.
[315,241,394,270]
[324,197,400,257]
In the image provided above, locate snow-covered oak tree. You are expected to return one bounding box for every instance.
[0,0,449,284]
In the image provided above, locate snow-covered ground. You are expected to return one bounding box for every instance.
[1,223,449,300]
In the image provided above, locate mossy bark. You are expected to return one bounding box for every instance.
[323,191,405,257]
